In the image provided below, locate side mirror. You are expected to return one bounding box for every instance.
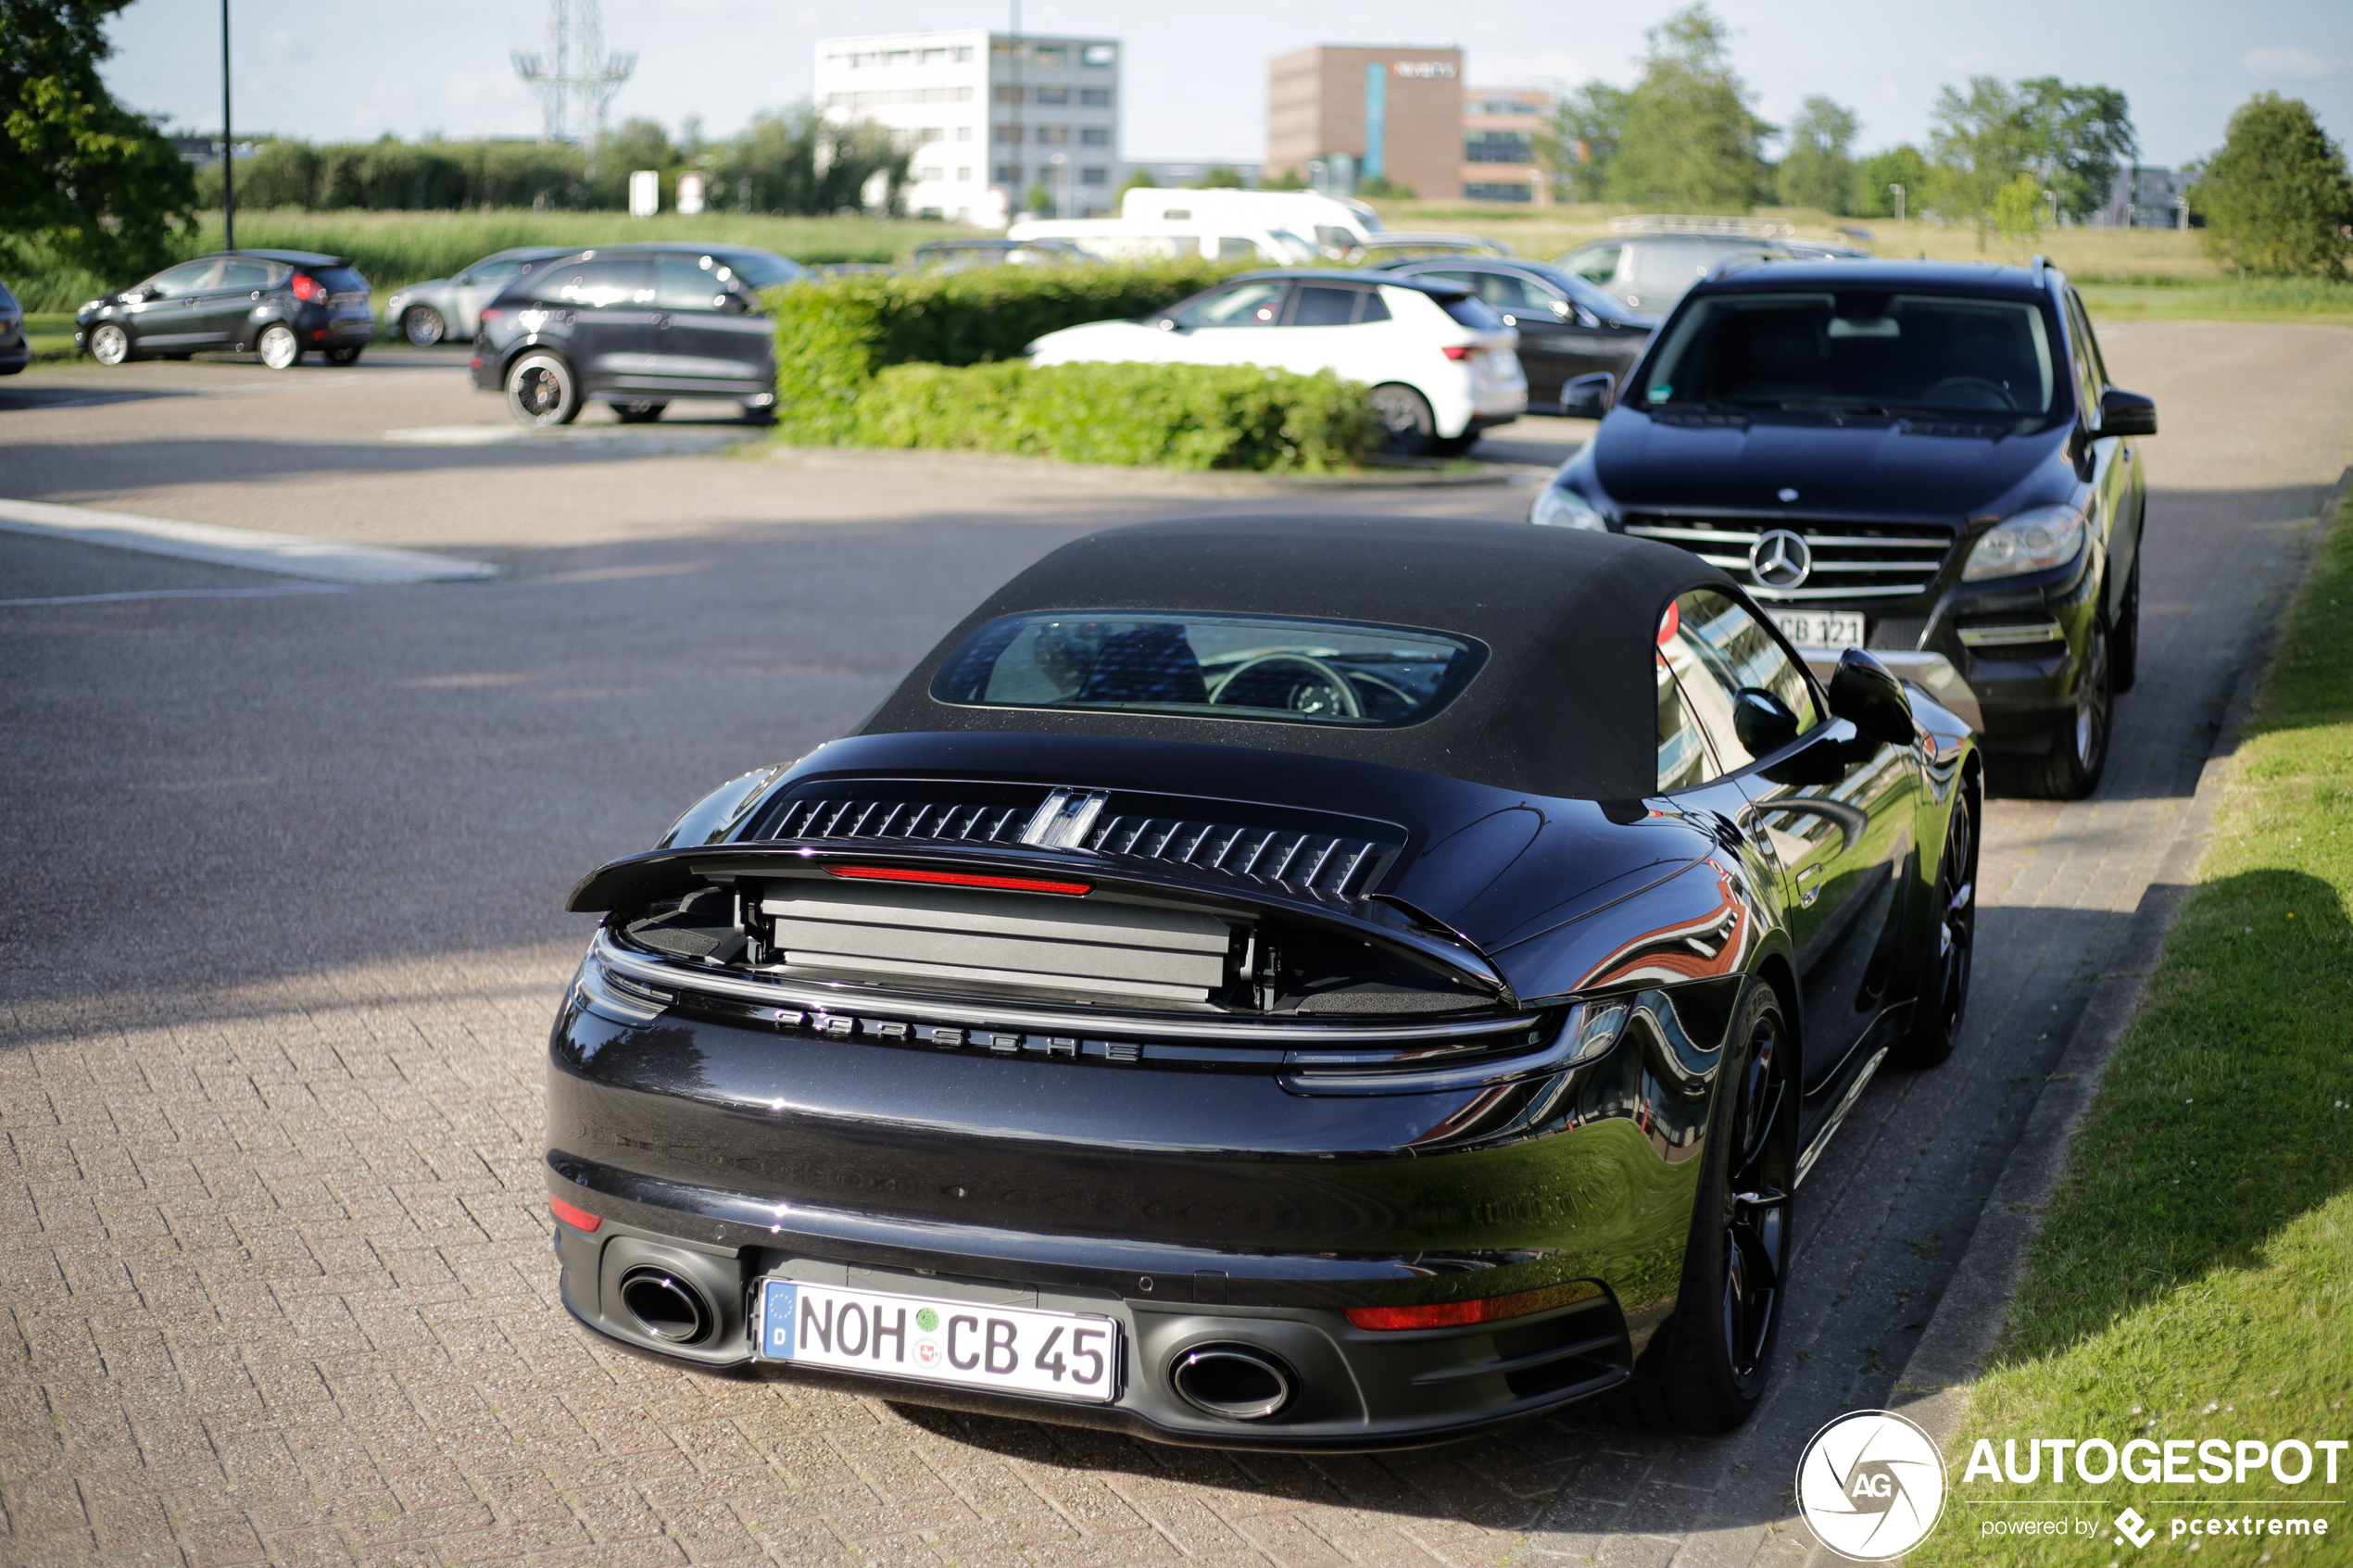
[2097,387,2158,439]
[1561,371,1616,419]
[1730,687,1801,758]
[1828,648,1914,746]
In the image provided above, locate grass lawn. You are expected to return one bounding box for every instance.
[1907,488,2353,1562]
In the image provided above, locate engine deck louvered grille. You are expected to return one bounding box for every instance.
[769,797,1029,846]
[757,788,1399,900]
[1084,815,1387,897]
[1622,515,1954,602]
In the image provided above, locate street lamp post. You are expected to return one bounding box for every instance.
[1889,182,1905,223]
[220,0,235,248]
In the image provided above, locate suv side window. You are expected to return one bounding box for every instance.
[2063,289,2108,412]
[1290,283,1376,326]
[215,259,275,292]
[522,257,649,307]
[1569,245,1620,286]
[145,260,220,297]
[654,255,732,311]
[1659,588,1821,775]
[1169,281,1288,328]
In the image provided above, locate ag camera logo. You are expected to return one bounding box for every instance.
[1796,1410,1948,1560]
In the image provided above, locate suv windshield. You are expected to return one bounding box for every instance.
[933,612,1485,727]
[1641,291,2057,417]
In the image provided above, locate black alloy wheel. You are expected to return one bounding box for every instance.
[506,352,581,427]
[2030,621,2110,799]
[402,306,447,346]
[1368,383,1437,457]
[1894,783,1977,1067]
[1634,982,1795,1434]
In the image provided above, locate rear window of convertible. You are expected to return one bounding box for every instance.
[932,612,1487,727]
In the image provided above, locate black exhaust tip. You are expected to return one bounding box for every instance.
[1170,1344,1294,1420]
[618,1266,715,1345]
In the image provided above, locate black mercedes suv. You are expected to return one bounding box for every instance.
[76,249,374,369]
[1529,257,2156,797]
[470,245,784,425]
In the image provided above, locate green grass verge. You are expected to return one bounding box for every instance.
[2081,276,2353,325]
[1909,488,2353,1562]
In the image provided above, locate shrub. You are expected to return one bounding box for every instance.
[766,259,1236,434]
[812,361,1382,472]
[2191,93,2353,278]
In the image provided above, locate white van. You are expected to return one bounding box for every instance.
[1005,218,1319,267]
[1119,188,1384,256]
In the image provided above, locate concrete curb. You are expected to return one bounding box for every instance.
[762,442,1524,493]
[1884,465,2349,1465]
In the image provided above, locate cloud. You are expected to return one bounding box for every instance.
[2240,45,2332,80]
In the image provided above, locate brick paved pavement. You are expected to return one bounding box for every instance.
[4,324,2350,1568]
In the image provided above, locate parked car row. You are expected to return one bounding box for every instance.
[74,250,375,369]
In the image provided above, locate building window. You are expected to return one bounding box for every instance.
[995,163,1022,184]
[1082,44,1114,66]
[953,86,974,103]
[916,127,946,144]
[1465,132,1533,164]
[1035,85,1069,105]
[1080,88,1112,107]
[920,47,948,64]
[995,84,1025,105]
[957,168,973,182]
[955,125,974,141]
[1036,125,1069,144]
[1079,167,1109,185]
[886,49,911,66]
[956,45,974,62]
[994,124,1024,144]
[1464,182,1534,203]
[916,167,943,182]
[1033,44,1067,68]
[1079,127,1109,146]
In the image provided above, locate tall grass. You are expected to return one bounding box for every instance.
[1,208,984,309]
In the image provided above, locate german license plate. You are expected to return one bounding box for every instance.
[1771,610,1866,649]
[755,1279,1119,1403]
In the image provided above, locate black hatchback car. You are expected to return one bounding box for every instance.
[77,249,374,369]
[471,246,786,425]
[1530,258,2156,797]
[1377,257,1660,411]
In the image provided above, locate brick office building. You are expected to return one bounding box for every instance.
[1266,44,1464,201]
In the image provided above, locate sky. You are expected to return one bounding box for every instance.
[103,0,2353,169]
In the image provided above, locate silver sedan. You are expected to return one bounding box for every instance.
[384,247,573,346]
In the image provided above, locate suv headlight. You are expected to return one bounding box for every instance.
[1962,504,2086,581]
[1530,484,1608,531]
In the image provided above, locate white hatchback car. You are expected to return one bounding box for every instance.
[1026,270,1526,455]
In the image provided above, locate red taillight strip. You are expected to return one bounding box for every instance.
[549,1196,602,1232]
[1441,344,1476,361]
[826,865,1091,897]
[1345,1279,1601,1331]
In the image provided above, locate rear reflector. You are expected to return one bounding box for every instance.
[825,865,1091,897]
[1345,1279,1599,1331]
[549,1196,602,1232]
[1440,345,1476,361]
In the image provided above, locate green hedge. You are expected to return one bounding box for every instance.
[767,258,1236,433]
[822,361,1381,472]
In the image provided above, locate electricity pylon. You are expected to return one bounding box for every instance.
[513,0,635,146]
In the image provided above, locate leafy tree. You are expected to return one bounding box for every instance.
[1535,82,1630,203]
[1992,170,2045,244]
[1195,165,1244,189]
[1262,167,1306,192]
[1776,95,1858,213]
[1606,4,1771,212]
[1930,77,2037,223]
[1931,74,2134,225]
[592,118,681,206]
[2190,94,2353,277]
[707,107,907,216]
[0,0,195,282]
[1851,144,1933,219]
[1356,175,1416,200]
[1119,168,1157,194]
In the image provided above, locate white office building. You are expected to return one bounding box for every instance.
[814,30,1123,225]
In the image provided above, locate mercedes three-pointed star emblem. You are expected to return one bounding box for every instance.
[1749,529,1814,590]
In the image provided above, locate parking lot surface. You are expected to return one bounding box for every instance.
[4,323,2351,1567]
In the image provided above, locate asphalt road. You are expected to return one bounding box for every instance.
[2,323,2348,1567]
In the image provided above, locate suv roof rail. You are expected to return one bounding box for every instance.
[1707,252,1774,281]
[2031,253,2050,284]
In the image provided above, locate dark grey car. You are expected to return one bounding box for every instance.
[1378,258,1659,411]
[0,281,28,376]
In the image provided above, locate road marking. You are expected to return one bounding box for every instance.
[0,585,351,607]
[0,497,496,584]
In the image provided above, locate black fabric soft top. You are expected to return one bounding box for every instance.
[857,516,1739,801]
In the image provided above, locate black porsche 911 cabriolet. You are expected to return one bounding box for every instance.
[547,518,1979,1447]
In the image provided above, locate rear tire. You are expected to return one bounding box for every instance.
[1893,783,1977,1068]
[258,324,302,370]
[1629,981,1794,1435]
[401,306,447,347]
[506,351,581,426]
[2026,622,2110,799]
[89,323,130,366]
[612,400,667,424]
[1369,383,1437,457]
[1430,430,1480,458]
